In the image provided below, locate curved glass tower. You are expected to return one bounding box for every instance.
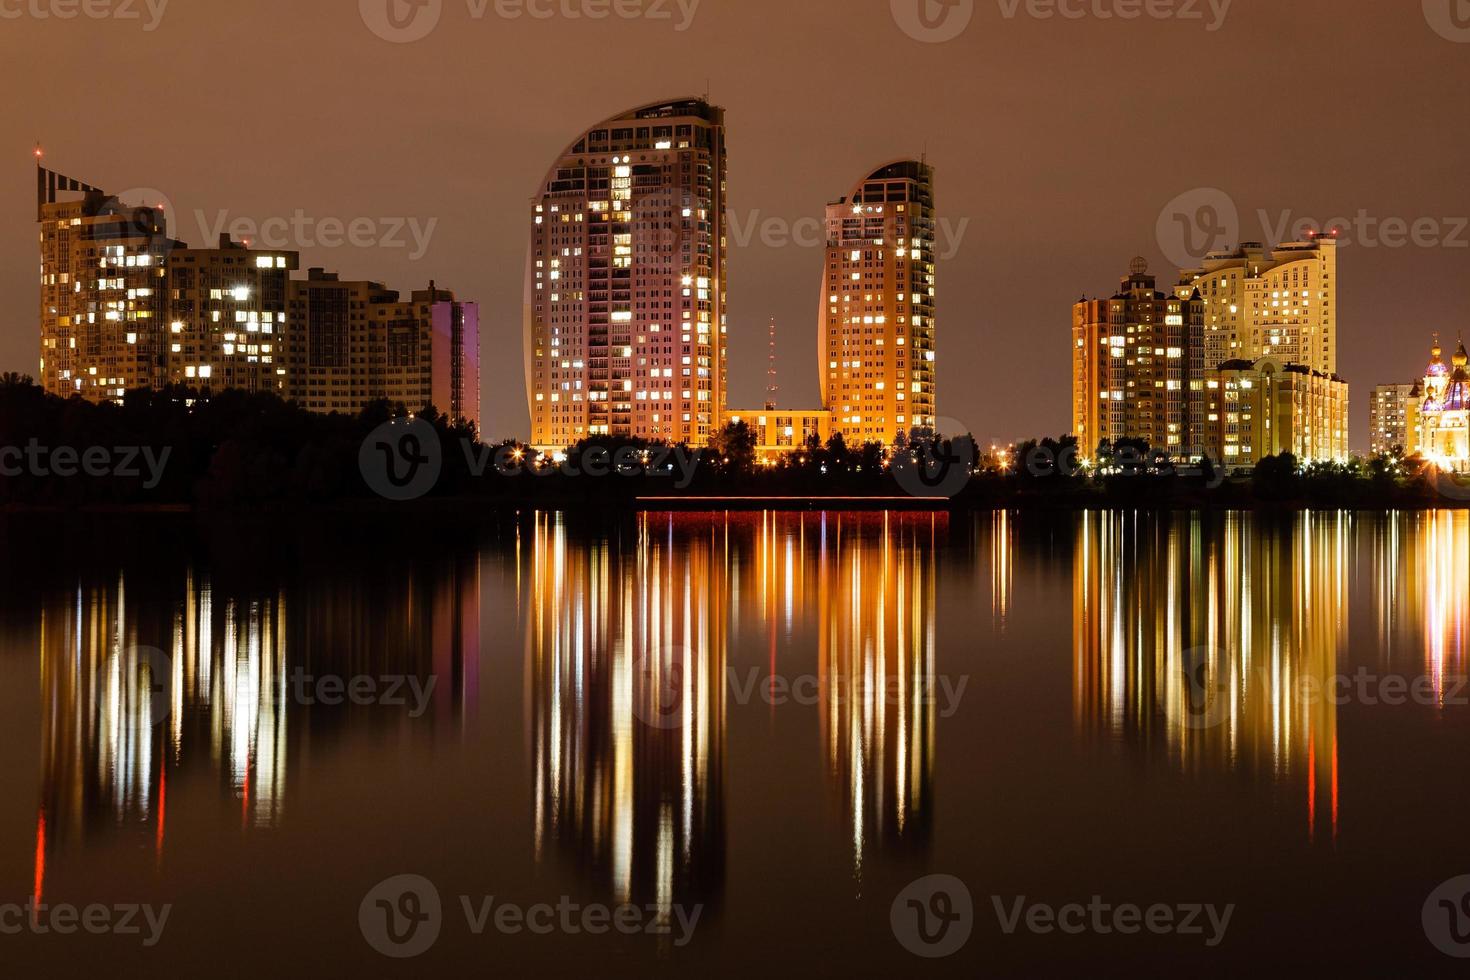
[819,160,936,445]
[525,99,728,451]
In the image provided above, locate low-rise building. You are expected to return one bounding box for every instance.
[725,409,832,462]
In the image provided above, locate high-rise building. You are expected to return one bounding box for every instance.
[819,160,936,446]
[1073,259,1206,458]
[1176,235,1338,374]
[1369,382,1417,455]
[1204,358,1350,469]
[37,168,177,402]
[165,235,298,395]
[285,271,481,432]
[524,98,728,450]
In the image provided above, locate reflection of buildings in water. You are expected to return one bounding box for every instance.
[992,510,1014,632]
[1072,512,1343,839]
[814,514,939,877]
[526,511,944,897]
[34,557,480,904]
[527,513,726,917]
[1369,511,1470,702]
[37,573,288,856]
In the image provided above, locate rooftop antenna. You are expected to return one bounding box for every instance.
[765,316,779,410]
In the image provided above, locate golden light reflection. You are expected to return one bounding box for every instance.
[992,510,1013,630]
[1372,511,1470,702]
[1073,512,1344,840]
[526,511,947,903]
[816,514,938,879]
[527,512,727,919]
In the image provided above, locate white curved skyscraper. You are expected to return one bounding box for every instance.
[524,99,728,451]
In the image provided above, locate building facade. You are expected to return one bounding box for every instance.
[165,236,299,395]
[285,273,481,431]
[524,98,728,451]
[819,160,936,446]
[1176,236,1338,375]
[1205,358,1350,469]
[1073,259,1206,458]
[285,269,400,415]
[1369,382,1417,456]
[38,175,176,402]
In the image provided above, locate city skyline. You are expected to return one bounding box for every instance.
[5,3,1468,454]
[18,144,1433,464]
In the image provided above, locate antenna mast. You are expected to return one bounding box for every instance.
[765,317,779,410]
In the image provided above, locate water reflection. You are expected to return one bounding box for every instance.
[13,508,1470,972]
[37,572,289,889]
[1367,511,1470,701]
[33,554,480,904]
[525,512,950,905]
[812,514,938,877]
[1070,510,1470,842]
[527,512,728,919]
[1073,512,1345,838]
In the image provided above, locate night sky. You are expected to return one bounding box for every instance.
[6,1,1468,450]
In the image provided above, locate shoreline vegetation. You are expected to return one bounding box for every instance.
[1,375,1466,512]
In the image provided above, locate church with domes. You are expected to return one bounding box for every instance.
[1407,336,1470,471]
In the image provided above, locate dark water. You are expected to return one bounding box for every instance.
[2,510,1469,976]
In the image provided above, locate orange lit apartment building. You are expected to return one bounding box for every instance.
[820,160,936,446]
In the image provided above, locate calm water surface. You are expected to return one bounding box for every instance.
[2,510,1469,976]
